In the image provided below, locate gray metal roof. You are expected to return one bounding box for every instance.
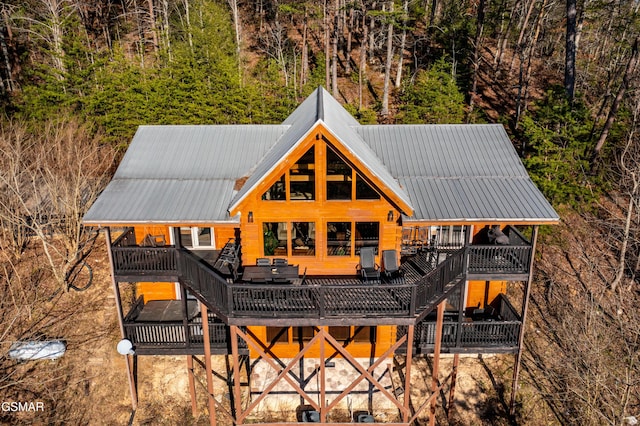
[84,89,558,225]
[355,125,558,222]
[83,125,287,224]
[229,87,414,213]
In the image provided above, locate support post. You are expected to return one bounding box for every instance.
[402,325,414,423]
[187,355,198,417]
[230,325,243,424]
[319,328,327,423]
[104,227,137,410]
[201,303,217,426]
[429,301,445,426]
[448,354,460,420]
[510,225,539,415]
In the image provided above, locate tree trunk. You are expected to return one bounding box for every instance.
[300,7,308,91]
[394,0,408,89]
[468,0,485,118]
[380,0,393,117]
[359,2,368,110]
[325,0,330,88]
[345,5,353,75]
[592,37,640,165]
[332,0,339,97]
[147,0,159,53]
[565,0,577,101]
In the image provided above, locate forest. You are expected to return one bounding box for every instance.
[0,0,639,425]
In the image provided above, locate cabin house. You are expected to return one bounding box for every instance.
[83,87,558,424]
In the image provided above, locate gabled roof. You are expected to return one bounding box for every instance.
[228,87,415,214]
[357,125,559,222]
[83,87,558,225]
[83,125,287,224]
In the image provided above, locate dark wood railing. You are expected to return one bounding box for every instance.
[112,246,178,275]
[414,248,466,311]
[112,227,136,247]
[123,320,231,351]
[110,233,531,322]
[406,294,522,351]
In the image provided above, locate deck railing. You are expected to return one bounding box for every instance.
[414,248,466,310]
[110,233,531,322]
[112,246,178,275]
[123,320,231,350]
[407,294,522,350]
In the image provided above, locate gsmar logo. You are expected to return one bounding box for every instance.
[1,401,45,412]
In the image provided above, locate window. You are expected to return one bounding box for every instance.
[180,227,214,249]
[355,222,379,254]
[266,327,316,344]
[262,175,286,200]
[355,174,380,199]
[263,222,288,256]
[290,147,315,200]
[291,222,315,256]
[326,147,352,200]
[327,222,351,256]
[329,326,374,343]
[266,327,289,343]
[327,221,379,256]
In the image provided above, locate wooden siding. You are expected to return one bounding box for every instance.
[466,280,507,310]
[232,126,402,275]
[134,225,176,301]
[246,325,396,359]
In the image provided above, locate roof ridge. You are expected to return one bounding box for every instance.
[317,86,324,121]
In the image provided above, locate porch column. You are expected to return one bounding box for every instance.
[510,225,539,414]
[403,324,414,423]
[104,226,138,410]
[429,301,445,426]
[448,354,460,420]
[187,356,198,417]
[201,302,217,426]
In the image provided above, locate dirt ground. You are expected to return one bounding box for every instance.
[1,236,556,425]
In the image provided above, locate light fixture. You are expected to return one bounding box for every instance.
[248,211,254,223]
[117,339,134,355]
[387,210,394,222]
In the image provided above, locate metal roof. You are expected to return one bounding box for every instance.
[355,125,558,222]
[229,87,414,213]
[84,89,558,225]
[83,125,287,224]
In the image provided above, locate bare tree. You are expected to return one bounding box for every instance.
[0,119,115,290]
[380,0,393,117]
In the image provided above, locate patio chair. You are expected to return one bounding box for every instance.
[256,258,271,266]
[272,258,288,266]
[357,247,380,282]
[382,250,403,280]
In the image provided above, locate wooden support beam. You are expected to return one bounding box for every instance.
[402,325,414,424]
[230,326,244,424]
[234,327,321,422]
[105,227,138,411]
[448,354,460,420]
[319,332,326,422]
[201,303,217,426]
[429,301,445,426]
[187,355,198,418]
[510,225,539,415]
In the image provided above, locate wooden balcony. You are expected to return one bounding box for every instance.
[467,226,533,281]
[122,297,247,355]
[109,226,532,326]
[398,294,522,354]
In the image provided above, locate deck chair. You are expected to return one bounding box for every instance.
[382,250,402,279]
[256,258,271,266]
[272,258,288,266]
[357,247,380,282]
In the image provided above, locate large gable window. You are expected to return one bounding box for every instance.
[326,147,352,200]
[289,147,315,200]
[355,173,380,199]
[262,175,286,200]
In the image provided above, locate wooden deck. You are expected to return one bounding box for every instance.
[110,228,532,326]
